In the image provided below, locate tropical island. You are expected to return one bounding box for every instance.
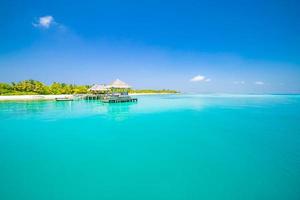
[0,79,179,100]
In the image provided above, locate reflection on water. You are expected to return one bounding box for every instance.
[102,102,137,121]
[0,99,138,121]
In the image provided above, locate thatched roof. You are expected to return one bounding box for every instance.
[108,79,131,89]
[89,84,109,91]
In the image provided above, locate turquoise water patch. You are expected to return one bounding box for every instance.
[0,95,300,200]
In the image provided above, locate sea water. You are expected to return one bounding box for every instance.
[0,94,299,200]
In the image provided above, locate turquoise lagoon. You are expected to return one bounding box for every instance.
[0,94,300,200]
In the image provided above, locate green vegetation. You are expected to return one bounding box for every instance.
[0,80,179,95]
[0,80,90,95]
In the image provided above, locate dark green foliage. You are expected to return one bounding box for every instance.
[0,83,13,95]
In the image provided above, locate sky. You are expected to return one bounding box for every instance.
[0,0,300,93]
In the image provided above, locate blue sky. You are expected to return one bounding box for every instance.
[0,0,299,93]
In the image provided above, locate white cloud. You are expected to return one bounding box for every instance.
[190,75,211,82]
[254,81,264,85]
[33,16,55,28]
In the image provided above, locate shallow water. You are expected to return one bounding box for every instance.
[0,94,300,200]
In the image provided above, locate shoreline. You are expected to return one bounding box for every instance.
[0,93,177,101]
[0,95,74,101]
[129,92,178,96]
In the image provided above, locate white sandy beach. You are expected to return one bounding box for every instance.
[0,95,74,101]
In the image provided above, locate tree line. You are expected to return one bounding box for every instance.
[0,80,89,95]
[0,80,178,95]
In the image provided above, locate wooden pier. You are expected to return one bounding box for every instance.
[81,94,137,103]
[84,94,103,100]
[102,97,138,103]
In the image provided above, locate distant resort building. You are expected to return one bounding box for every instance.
[89,84,109,94]
[88,79,137,103]
[109,79,131,89]
[89,79,131,93]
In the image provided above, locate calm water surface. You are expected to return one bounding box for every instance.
[0,95,300,200]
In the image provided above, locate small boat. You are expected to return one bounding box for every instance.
[55,97,74,101]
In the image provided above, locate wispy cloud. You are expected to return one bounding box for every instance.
[254,81,264,85]
[33,16,54,28]
[190,75,211,82]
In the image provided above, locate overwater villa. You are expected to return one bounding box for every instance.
[89,84,109,94]
[88,79,137,103]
